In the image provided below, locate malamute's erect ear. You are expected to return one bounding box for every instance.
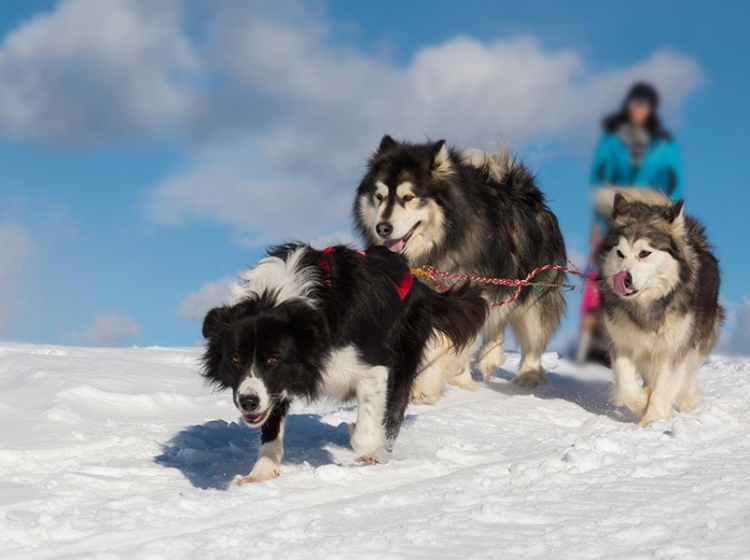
[612,192,630,218]
[202,306,233,338]
[664,200,685,224]
[430,139,452,174]
[378,135,397,153]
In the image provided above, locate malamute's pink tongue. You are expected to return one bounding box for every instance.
[613,270,633,295]
[383,238,405,253]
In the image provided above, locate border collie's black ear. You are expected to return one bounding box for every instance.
[202,306,232,339]
[378,135,397,153]
[612,193,629,218]
[664,199,685,223]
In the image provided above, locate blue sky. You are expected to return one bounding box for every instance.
[0,0,748,351]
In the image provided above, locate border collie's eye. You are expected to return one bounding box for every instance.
[616,250,625,259]
[231,353,240,364]
[402,195,414,202]
[375,193,384,202]
[639,250,652,259]
[265,356,278,366]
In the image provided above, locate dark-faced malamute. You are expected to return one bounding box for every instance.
[596,188,724,425]
[354,136,567,403]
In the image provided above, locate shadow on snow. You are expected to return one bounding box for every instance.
[155,414,351,490]
[157,365,635,489]
[480,366,639,423]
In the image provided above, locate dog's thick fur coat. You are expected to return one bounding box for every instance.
[596,188,724,425]
[354,136,567,402]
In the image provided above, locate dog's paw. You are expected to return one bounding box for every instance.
[232,469,279,486]
[448,378,475,391]
[354,455,381,466]
[350,425,384,456]
[476,361,500,382]
[354,447,391,465]
[677,388,703,412]
[637,415,663,428]
[409,391,440,405]
[233,458,280,485]
[514,369,547,389]
[476,345,505,382]
[615,387,650,417]
[638,405,672,427]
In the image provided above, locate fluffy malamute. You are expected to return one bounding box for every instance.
[596,188,724,425]
[354,136,567,403]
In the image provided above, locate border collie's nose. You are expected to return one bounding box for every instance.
[239,394,260,413]
[376,222,393,238]
[624,272,633,289]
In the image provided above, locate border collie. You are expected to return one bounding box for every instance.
[201,243,487,484]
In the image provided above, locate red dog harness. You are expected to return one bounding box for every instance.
[317,247,413,300]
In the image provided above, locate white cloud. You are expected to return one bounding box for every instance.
[145,3,703,242]
[0,1,704,241]
[720,299,750,356]
[0,0,199,143]
[0,224,31,331]
[179,277,235,323]
[80,313,141,347]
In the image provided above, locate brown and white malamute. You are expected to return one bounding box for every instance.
[596,188,723,425]
[354,136,567,403]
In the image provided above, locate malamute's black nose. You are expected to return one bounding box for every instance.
[624,272,633,289]
[376,222,393,238]
[238,394,260,413]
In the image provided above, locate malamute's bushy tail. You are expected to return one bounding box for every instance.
[431,283,489,352]
[461,145,544,205]
[593,186,671,217]
[461,146,515,183]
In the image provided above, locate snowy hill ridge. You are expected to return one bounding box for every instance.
[1,343,749,559]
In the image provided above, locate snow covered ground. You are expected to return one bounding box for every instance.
[1,342,749,559]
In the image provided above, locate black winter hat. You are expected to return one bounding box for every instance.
[625,82,659,109]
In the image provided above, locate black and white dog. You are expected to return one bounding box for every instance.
[201,243,487,484]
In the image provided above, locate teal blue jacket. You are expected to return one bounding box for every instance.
[591,132,683,202]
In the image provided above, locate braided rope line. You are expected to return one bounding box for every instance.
[411,260,598,307]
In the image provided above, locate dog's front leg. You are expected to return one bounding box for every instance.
[611,353,649,418]
[234,400,290,485]
[640,355,694,426]
[350,366,388,457]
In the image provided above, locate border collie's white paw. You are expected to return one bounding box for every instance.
[350,425,384,456]
[354,446,391,465]
[232,457,280,485]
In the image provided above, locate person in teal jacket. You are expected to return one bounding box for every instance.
[591,82,683,201]
[577,82,683,364]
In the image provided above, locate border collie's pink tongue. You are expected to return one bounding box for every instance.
[383,238,405,253]
[243,411,266,424]
[613,270,633,295]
